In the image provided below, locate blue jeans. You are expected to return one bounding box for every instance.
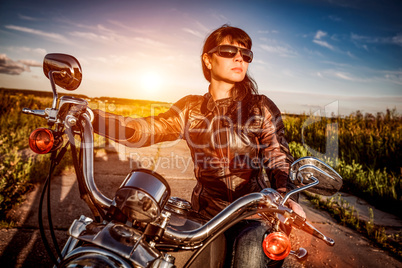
[224,220,285,268]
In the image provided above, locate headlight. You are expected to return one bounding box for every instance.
[113,169,171,222]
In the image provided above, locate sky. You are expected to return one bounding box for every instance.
[0,0,401,116]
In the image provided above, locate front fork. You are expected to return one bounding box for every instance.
[54,215,93,267]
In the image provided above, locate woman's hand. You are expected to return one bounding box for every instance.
[288,199,306,218]
[276,187,306,218]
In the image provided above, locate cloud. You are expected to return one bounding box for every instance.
[69,23,168,49]
[313,30,336,51]
[88,55,129,65]
[259,42,298,57]
[105,20,157,36]
[69,31,113,42]
[313,39,335,50]
[334,72,355,81]
[351,33,402,47]
[392,34,402,46]
[18,14,41,21]
[4,46,46,56]
[134,37,168,48]
[347,51,357,59]
[182,28,204,39]
[319,69,372,83]
[18,59,42,67]
[303,47,324,57]
[0,54,27,75]
[317,67,402,86]
[328,15,342,22]
[258,29,279,34]
[5,25,69,43]
[0,54,41,75]
[382,70,402,85]
[314,30,327,40]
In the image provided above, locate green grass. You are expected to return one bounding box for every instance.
[283,109,401,174]
[289,141,402,217]
[305,193,402,260]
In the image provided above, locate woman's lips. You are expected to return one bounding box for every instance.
[231,67,243,72]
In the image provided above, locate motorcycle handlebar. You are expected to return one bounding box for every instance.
[163,192,278,246]
[22,108,47,118]
[66,113,113,211]
[32,99,335,249]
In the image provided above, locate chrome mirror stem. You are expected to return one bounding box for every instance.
[280,176,319,205]
[48,70,59,110]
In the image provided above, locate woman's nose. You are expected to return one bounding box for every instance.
[234,51,243,62]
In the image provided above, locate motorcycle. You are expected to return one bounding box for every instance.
[23,53,343,267]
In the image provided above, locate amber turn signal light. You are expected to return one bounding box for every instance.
[262,232,291,260]
[29,128,55,154]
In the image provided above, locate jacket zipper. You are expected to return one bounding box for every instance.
[215,106,232,202]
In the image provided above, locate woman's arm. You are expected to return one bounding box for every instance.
[258,95,294,190]
[258,95,305,217]
[92,96,190,147]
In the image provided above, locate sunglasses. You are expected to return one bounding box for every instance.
[208,45,253,63]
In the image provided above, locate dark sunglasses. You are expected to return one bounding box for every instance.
[208,45,253,63]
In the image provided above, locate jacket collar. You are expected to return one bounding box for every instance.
[204,86,246,112]
[203,92,234,111]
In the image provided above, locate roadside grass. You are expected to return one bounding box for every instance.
[0,89,171,221]
[288,141,402,218]
[305,193,402,260]
[284,109,401,174]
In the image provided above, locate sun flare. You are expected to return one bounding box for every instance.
[140,72,162,93]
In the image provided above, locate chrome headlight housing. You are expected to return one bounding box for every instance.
[113,169,171,222]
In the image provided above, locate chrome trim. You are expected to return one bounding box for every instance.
[163,192,279,246]
[80,113,113,210]
[289,156,343,196]
[60,246,132,268]
[49,70,59,109]
[22,108,47,118]
[281,176,319,205]
[167,197,192,210]
[290,248,308,260]
[69,221,162,267]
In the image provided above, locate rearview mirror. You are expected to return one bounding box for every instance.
[43,53,82,91]
[289,157,343,196]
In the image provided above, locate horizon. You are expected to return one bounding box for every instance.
[0,0,401,116]
[4,87,399,118]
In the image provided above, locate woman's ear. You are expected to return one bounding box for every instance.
[202,53,212,70]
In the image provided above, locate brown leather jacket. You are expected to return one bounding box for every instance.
[93,92,294,218]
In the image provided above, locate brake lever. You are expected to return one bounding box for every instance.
[287,212,335,246]
[22,108,47,118]
[22,107,58,126]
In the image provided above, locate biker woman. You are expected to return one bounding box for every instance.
[93,24,305,267]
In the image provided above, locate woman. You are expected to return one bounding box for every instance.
[93,25,305,267]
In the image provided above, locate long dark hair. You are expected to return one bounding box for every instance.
[201,24,258,100]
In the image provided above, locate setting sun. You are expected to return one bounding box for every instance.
[141,71,162,93]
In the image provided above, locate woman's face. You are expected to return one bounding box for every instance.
[204,39,249,85]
